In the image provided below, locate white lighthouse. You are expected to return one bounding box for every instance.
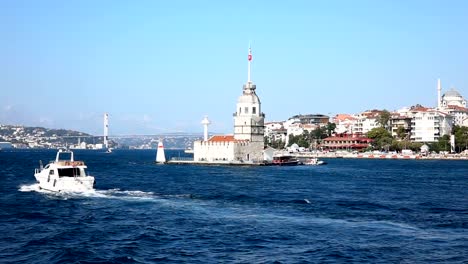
[155,139,166,163]
[201,116,211,141]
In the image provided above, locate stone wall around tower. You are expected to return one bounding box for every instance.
[193,140,264,163]
[193,140,236,162]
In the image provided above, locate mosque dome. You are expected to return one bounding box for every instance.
[443,89,462,98]
[441,88,466,108]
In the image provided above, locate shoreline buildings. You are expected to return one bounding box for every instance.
[263,79,467,152]
[192,47,265,163]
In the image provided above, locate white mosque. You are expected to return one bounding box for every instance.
[437,79,468,127]
[192,47,265,164]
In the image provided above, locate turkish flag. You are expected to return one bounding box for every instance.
[248,54,252,61]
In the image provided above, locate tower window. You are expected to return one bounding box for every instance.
[245,107,248,114]
[239,108,241,114]
[252,107,256,114]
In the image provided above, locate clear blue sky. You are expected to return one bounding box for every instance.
[1,0,467,135]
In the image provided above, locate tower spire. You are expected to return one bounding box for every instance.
[247,44,252,83]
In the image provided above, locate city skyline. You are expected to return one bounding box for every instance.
[1,1,467,135]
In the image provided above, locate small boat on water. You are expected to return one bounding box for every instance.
[184,147,194,154]
[272,154,300,166]
[304,158,327,166]
[34,149,95,192]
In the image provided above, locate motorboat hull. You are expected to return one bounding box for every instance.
[272,161,300,166]
[34,172,94,192]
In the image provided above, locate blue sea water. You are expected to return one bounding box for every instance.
[0,149,467,263]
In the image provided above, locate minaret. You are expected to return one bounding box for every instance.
[103,113,109,149]
[233,45,265,142]
[437,78,442,109]
[155,139,166,163]
[201,116,211,141]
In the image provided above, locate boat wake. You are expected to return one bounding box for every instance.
[19,183,42,193]
[93,189,155,200]
[19,183,186,202]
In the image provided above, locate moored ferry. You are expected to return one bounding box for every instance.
[272,154,300,166]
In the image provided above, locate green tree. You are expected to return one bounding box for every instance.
[287,134,310,148]
[272,139,286,149]
[367,127,393,150]
[311,127,327,140]
[395,126,407,140]
[367,127,392,140]
[326,122,336,136]
[453,125,468,152]
[265,136,286,149]
[376,110,391,129]
[391,139,403,152]
[287,134,299,147]
[408,142,423,152]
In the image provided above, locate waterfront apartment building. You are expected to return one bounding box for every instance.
[289,114,329,126]
[352,110,381,135]
[264,122,287,143]
[443,105,468,127]
[285,121,304,137]
[333,114,356,134]
[408,107,453,142]
[390,112,412,138]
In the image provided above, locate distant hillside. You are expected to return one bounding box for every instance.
[0,124,94,148]
[113,134,203,149]
[0,124,203,149]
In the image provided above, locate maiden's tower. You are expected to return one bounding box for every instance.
[192,47,265,164]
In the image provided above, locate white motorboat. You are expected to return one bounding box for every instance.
[304,158,326,166]
[184,147,194,154]
[34,149,95,192]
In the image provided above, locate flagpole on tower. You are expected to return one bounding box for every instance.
[247,43,252,83]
